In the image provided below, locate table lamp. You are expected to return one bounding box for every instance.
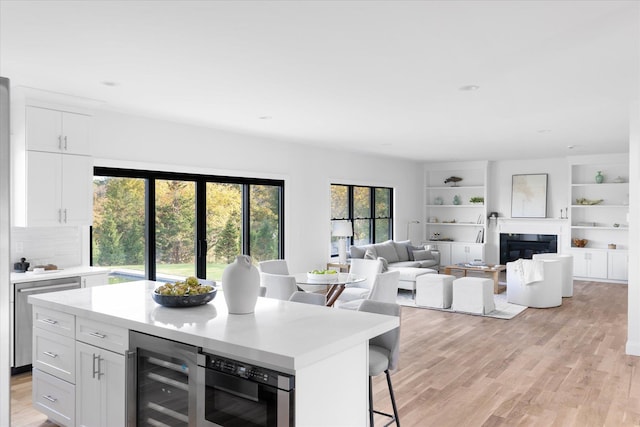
[332,221,353,265]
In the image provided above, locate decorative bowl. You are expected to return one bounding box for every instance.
[152,287,217,308]
[572,238,588,248]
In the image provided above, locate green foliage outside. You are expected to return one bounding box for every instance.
[93,177,281,281]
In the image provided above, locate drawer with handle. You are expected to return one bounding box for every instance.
[76,317,128,354]
[33,327,75,382]
[32,368,75,427]
[33,306,75,338]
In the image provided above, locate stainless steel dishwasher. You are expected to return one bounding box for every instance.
[14,276,81,369]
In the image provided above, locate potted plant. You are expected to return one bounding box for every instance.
[469,196,484,205]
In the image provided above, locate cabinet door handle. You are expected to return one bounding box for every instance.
[89,331,106,339]
[58,135,63,150]
[42,394,58,403]
[92,353,104,379]
[64,135,68,150]
[43,351,58,358]
[58,209,62,223]
[41,318,58,325]
[63,209,68,223]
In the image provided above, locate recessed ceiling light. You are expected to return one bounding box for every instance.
[259,116,272,120]
[459,85,480,91]
[567,145,575,149]
[100,81,119,87]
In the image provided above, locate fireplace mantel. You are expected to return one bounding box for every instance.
[496,218,570,252]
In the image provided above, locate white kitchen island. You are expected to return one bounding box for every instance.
[28,280,399,426]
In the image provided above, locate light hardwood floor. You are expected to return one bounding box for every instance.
[11,280,640,426]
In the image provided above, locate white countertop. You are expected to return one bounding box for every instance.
[11,266,110,283]
[28,280,398,373]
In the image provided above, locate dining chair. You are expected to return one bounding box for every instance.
[358,300,401,427]
[288,291,326,306]
[258,259,290,275]
[259,272,298,300]
[336,258,383,305]
[338,270,400,310]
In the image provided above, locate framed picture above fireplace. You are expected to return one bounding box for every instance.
[511,173,548,218]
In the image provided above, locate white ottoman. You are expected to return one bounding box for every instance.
[415,274,455,308]
[389,267,437,298]
[451,277,495,315]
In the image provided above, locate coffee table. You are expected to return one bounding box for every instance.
[442,264,506,294]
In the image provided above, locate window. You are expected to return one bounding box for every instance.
[330,184,393,255]
[92,168,284,283]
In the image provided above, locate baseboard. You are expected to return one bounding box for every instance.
[625,340,640,356]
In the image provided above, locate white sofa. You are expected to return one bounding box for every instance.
[349,240,439,297]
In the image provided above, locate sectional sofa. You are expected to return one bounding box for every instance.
[349,240,439,297]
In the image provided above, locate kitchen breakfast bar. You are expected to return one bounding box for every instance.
[28,280,399,426]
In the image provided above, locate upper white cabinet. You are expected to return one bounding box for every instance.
[26,106,91,155]
[24,151,93,226]
[424,161,488,255]
[11,90,96,227]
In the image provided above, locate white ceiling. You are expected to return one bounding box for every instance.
[1,1,638,162]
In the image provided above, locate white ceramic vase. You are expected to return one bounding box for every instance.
[221,255,260,314]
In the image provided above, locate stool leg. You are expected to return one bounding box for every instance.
[369,375,375,426]
[386,370,400,426]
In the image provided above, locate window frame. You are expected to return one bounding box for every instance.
[92,167,284,280]
[330,184,393,255]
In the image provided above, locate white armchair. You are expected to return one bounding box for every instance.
[506,258,562,308]
[532,253,573,297]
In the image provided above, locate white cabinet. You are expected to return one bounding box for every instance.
[21,151,93,226]
[26,106,91,155]
[572,250,608,279]
[82,273,108,288]
[75,317,128,427]
[12,97,94,227]
[608,251,628,281]
[76,342,126,427]
[32,368,76,427]
[451,243,484,265]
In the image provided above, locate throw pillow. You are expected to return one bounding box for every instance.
[364,248,377,260]
[349,245,366,259]
[377,257,389,272]
[393,240,412,262]
[407,245,424,261]
[412,249,434,261]
[375,240,400,263]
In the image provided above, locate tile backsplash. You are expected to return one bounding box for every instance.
[11,226,83,268]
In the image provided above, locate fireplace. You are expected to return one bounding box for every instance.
[500,233,557,264]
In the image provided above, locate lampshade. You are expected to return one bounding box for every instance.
[332,221,353,237]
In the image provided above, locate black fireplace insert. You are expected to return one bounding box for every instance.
[499,233,557,264]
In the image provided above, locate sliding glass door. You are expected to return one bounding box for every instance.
[92,168,284,283]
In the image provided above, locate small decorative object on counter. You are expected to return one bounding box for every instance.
[613,223,620,228]
[608,244,617,249]
[452,195,461,205]
[221,255,260,314]
[13,257,30,272]
[595,171,604,184]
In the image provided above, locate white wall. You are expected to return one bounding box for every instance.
[91,110,423,273]
[627,100,639,356]
[484,157,569,264]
